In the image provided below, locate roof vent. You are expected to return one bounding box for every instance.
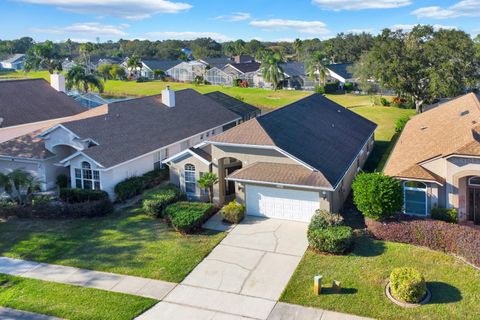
[421,126,428,130]
[460,110,470,117]
[337,109,341,113]
[162,85,175,108]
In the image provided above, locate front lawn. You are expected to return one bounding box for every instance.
[0,208,225,282]
[281,236,480,320]
[0,274,156,320]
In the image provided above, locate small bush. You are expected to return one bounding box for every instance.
[431,207,458,223]
[389,267,427,303]
[324,82,339,94]
[395,115,410,133]
[56,174,69,189]
[114,168,169,201]
[380,97,391,106]
[59,188,109,203]
[309,210,344,230]
[165,202,215,234]
[221,201,245,224]
[344,82,355,91]
[307,226,353,254]
[142,186,184,217]
[352,173,403,221]
[314,84,325,94]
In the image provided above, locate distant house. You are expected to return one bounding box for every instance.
[167,60,209,82]
[200,57,234,69]
[280,61,315,91]
[325,63,355,86]
[0,54,26,70]
[62,56,123,73]
[222,62,261,87]
[141,60,182,79]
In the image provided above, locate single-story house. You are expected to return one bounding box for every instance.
[0,54,25,70]
[222,62,262,87]
[141,60,182,79]
[280,61,316,91]
[166,94,376,222]
[0,86,257,196]
[325,63,354,86]
[384,93,480,225]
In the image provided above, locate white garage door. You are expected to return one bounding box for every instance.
[246,184,320,222]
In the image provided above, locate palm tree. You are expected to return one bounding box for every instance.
[261,51,284,90]
[198,172,219,203]
[127,54,141,78]
[293,38,303,59]
[0,169,40,205]
[306,51,328,85]
[24,40,62,74]
[66,65,104,93]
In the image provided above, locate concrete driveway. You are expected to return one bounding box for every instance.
[137,216,308,320]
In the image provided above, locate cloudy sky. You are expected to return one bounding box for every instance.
[1,0,479,42]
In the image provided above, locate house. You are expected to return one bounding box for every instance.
[280,61,316,90]
[167,61,209,82]
[384,93,480,225]
[140,60,182,79]
[0,87,251,196]
[0,54,26,70]
[325,63,354,86]
[165,94,376,222]
[204,92,261,122]
[222,62,261,87]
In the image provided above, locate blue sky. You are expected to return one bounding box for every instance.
[0,0,479,42]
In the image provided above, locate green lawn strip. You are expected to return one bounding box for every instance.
[0,274,156,320]
[0,208,225,283]
[281,236,480,320]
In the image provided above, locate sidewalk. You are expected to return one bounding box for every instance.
[0,257,175,300]
[0,307,62,320]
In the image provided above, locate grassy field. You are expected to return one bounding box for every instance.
[281,236,480,320]
[0,208,225,283]
[0,274,156,320]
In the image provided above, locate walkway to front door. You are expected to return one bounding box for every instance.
[136,216,309,320]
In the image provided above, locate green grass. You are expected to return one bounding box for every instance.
[281,236,480,320]
[0,274,156,320]
[0,208,225,282]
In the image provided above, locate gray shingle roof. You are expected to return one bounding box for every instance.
[280,62,305,77]
[1,54,25,64]
[326,63,354,80]
[142,60,182,72]
[62,89,240,168]
[205,91,260,119]
[0,79,87,128]
[202,57,232,69]
[227,62,261,74]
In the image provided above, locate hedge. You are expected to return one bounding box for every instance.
[221,201,245,224]
[307,226,353,254]
[141,185,185,217]
[389,267,427,304]
[59,188,109,203]
[431,207,458,223]
[164,202,216,234]
[114,168,169,201]
[366,217,480,267]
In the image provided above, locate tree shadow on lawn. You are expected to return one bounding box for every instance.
[350,235,386,257]
[427,282,462,304]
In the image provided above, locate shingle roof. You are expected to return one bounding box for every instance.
[326,63,353,80]
[205,91,260,118]
[62,89,240,168]
[384,93,480,183]
[228,162,331,189]
[211,94,377,189]
[0,129,53,159]
[0,79,87,128]
[202,57,232,69]
[142,60,182,72]
[280,62,305,77]
[227,62,261,74]
[1,54,25,64]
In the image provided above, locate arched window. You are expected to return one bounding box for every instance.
[404,181,427,216]
[468,177,480,186]
[75,161,100,190]
[184,164,196,194]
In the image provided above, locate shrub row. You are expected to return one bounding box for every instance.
[366,217,480,267]
[307,210,353,254]
[0,199,113,219]
[221,201,245,224]
[60,188,109,203]
[114,168,169,201]
[142,185,185,217]
[431,207,458,223]
[164,201,216,234]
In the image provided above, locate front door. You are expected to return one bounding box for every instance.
[468,187,480,225]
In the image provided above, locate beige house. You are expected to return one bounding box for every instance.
[384,93,480,225]
[166,94,376,222]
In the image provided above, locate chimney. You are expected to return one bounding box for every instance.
[162,85,175,108]
[50,72,65,93]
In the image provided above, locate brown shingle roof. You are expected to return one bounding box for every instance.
[0,79,87,127]
[227,162,332,189]
[384,93,480,182]
[0,129,53,159]
[210,119,275,146]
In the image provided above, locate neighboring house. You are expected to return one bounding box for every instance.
[280,61,316,91]
[167,61,208,82]
[141,60,182,79]
[166,94,376,222]
[325,63,354,86]
[0,87,248,196]
[200,57,234,69]
[62,56,123,73]
[204,92,261,122]
[0,54,26,70]
[384,93,480,225]
[222,62,261,87]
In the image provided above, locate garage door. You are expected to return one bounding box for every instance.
[246,185,320,222]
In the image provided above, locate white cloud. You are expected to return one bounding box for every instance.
[145,31,232,42]
[412,1,480,19]
[214,12,251,22]
[312,0,411,10]
[17,0,192,19]
[390,24,458,31]
[250,19,330,35]
[32,22,129,36]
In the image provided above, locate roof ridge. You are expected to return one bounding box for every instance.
[0,78,46,84]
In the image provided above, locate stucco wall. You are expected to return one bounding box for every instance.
[168,152,210,201]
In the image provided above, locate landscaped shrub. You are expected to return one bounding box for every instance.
[221,201,245,224]
[114,168,169,201]
[389,267,427,303]
[61,199,113,218]
[307,226,353,254]
[309,210,344,230]
[56,174,69,189]
[380,97,391,107]
[165,202,216,234]
[352,173,403,221]
[366,217,480,268]
[431,207,458,223]
[60,188,109,203]
[314,84,325,94]
[395,115,410,133]
[344,82,355,91]
[324,82,339,94]
[142,185,185,217]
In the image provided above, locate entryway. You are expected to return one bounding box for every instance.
[467,176,480,225]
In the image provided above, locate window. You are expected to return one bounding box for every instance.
[75,161,100,190]
[184,164,196,194]
[468,177,480,186]
[404,181,427,216]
